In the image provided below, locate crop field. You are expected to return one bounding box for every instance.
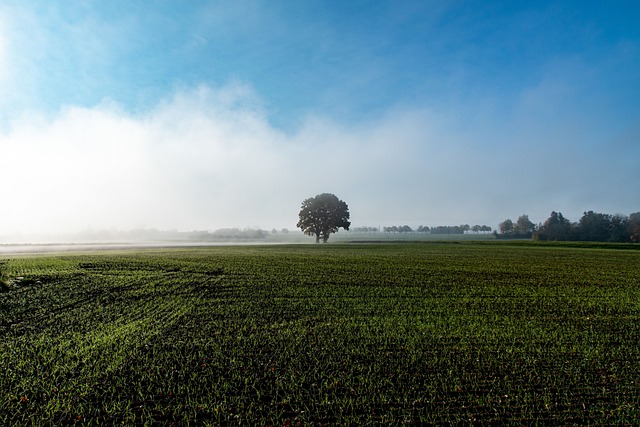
[1,242,639,426]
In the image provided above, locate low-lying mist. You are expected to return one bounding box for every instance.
[1,84,638,241]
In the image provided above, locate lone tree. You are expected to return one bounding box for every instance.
[297,193,350,243]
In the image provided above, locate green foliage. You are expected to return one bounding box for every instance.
[297,193,350,243]
[0,261,8,292]
[532,211,640,243]
[1,244,639,425]
[628,212,640,242]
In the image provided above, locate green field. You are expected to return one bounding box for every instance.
[1,243,639,425]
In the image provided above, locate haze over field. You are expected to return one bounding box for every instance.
[1,1,639,239]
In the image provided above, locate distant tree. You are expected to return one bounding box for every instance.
[629,212,640,243]
[535,211,572,241]
[212,228,268,240]
[471,225,481,234]
[514,214,536,236]
[609,214,629,243]
[353,226,378,233]
[499,219,514,235]
[281,228,289,234]
[399,225,412,233]
[577,211,612,242]
[480,225,492,233]
[297,193,350,243]
[430,225,465,235]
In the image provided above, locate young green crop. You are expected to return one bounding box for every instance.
[0,260,8,292]
[0,243,639,425]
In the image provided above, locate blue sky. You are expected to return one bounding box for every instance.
[1,1,639,238]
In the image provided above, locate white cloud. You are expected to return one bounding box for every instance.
[1,81,638,240]
[0,84,452,236]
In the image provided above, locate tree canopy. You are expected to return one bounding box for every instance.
[297,193,350,243]
[527,211,640,242]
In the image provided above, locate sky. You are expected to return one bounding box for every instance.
[0,0,639,239]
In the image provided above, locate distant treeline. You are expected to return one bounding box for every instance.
[499,211,640,243]
[351,225,493,234]
[61,210,639,244]
[72,227,275,242]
